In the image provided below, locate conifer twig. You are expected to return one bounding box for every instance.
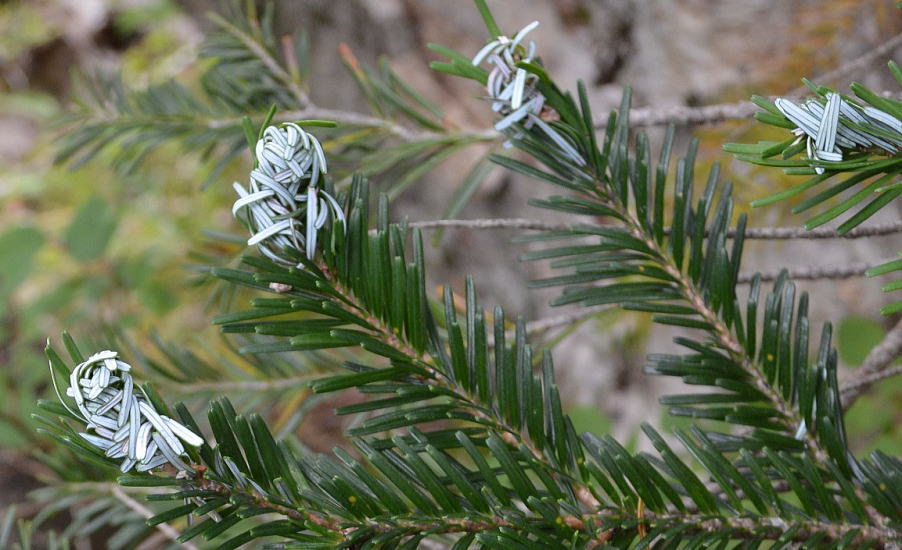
[486,305,611,345]
[311,259,604,509]
[596,93,902,128]
[408,218,902,240]
[198,91,902,142]
[603,30,902,128]
[163,375,318,393]
[110,486,199,550]
[841,317,902,409]
[525,305,609,335]
[207,12,310,109]
[409,218,567,231]
[207,106,498,143]
[738,259,897,284]
[605,101,760,128]
[842,365,902,403]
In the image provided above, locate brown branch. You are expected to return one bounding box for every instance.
[196,466,513,540]
[737,259,898,284]
[409,218,566,232]
[205,105,496,143]
[525,305,609,335]
[608,100,761,128]
[740,222,902,240]
[193,463,900,547]
[110,485,200,550]
[484,305,611,346]
[842,365,902,402]
[841,317,902,409]
[310,261,605,507]
[598,92,901,128]
[605,30,902,128]
[198,30,902,146]
[201,91,902,141]
[408,218,902,240]
[632,511,898,549]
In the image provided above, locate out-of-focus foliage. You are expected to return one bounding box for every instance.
[0,1,497,544]
[0,0,236,452]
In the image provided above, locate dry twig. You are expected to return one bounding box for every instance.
[409,218,902,240]
[111,485,199,550]
[841,318,902,409]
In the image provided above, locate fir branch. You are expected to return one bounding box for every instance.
[41,172,902,546]
[56,0,494,188]
[737,259,884,283]
[623,208,828,461]
[110,485,199,550]
[842,364,902,403]
[36,3,902,546]
[196,464,517,538]
[162,375,316,394]
[206,11,310,109]
[728,63,902,238]
[464,56,898,525]
[227,183,593,514]
[626,511,898,548]
[502,112,834,465]
[523,305,609,335]
[188,459,901,548]
[212,176,902,544]
[468,69,876,516]
[433,18,893,485]
[208,106,498,143]
[602,100,760,128]
[309,257,593,506]
[614,28,902,128]
[191,465,341,532]
[841,317,902,408]
[409,217,902,240]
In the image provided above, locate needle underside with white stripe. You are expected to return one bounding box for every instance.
[51,349,203,473]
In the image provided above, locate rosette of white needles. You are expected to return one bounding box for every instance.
[472,21,543,131]
[471,22,585,166]
[232,123,345,264]
[775,92,902,174]
[54,350,203,473]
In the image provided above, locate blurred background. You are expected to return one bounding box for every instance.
[0,0,900,547]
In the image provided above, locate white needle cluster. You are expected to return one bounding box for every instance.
[775,93,901,174]
[233,123,345,264]
[472,22,585,166]
[54,350,203,473]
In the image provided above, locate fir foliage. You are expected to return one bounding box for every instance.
[728,63,902,316]
[55,0,497,197]
[34,1,902,548]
